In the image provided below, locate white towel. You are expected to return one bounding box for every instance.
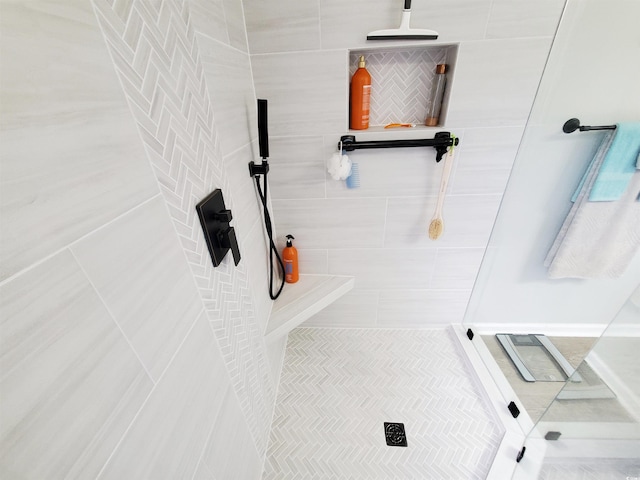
[545,132,640,279]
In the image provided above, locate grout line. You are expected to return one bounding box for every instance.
[250,47,348,58]
[265,124,528,142]
[68,249,157,385]
[203,462,218,480]
[316,0,323,50]
[305,246,485,251]
[94,307,205,479]
[482,0,494,40]
[427,247,439,289]
[193,29,249,58]
[261,333,291,471]
[0,194,162,289]
[218,0,232,46]
[154,185,213,318]
[237,0,252,56]
[381,198,389,247]
[295,324,453,332]
[203,316,267,460]
[269,193,503,202]
[190,384,228,480]
[221,138,253,161]
[322,137,329,200]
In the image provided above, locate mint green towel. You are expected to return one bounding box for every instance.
[589,122,640,201]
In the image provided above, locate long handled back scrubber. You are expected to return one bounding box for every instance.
[367,0,438,40]
[429,136,456,240]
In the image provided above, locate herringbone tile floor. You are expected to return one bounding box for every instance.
[264,328,502,479]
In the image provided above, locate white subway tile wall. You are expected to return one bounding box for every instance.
[244,0,321,54]
[303,291,381,327]
[295,249,330,275]
[267,136,328,200]
[377,290,471,326]
[0,0,159,282]
[251,50,348,136]
[98,313,229,479]
[446,38,553,127]
[0,252,153,478]
[449,126,526,195]
[486,0,567,39]
[272,197,388,249]
[200,388,264,479]
[198,33,256,156]
[70,197,203,382]
[245,0,562,328]
[1,0,276,478]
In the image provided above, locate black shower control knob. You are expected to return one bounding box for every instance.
[214,209,232,222]
[220,227,241,266]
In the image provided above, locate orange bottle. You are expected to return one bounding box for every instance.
[283,234,299,283]
[350,55,371,130]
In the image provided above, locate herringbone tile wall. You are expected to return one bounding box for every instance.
[348,48,449,127]
[264,327,503,479]
[92,0,274,456]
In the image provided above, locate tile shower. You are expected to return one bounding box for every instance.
[0,0,567,478]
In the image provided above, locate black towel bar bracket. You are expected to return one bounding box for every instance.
[339,131,459,162]
[563,118,617,134]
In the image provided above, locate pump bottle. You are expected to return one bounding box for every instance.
[350,56,372,130]
[283,234,299,283]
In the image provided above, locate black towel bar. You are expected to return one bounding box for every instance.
[339,132,459,162]
[563,118,616,134]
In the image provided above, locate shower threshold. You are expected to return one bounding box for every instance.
[496,334,581,383]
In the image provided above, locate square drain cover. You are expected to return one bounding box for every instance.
[384,422,407,447]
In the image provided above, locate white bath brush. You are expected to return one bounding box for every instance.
[429,139,456,240]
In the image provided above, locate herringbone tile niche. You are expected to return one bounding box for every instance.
[349,47,454,127]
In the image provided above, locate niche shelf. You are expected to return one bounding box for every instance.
[265,274,355,342]
[348,44,459,131]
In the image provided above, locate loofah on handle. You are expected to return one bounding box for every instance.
[327,152,352,180]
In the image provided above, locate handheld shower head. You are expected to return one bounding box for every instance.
[258,99,269,159]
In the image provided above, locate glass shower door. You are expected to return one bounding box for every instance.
[512,285,640,479]
[459,0,640,475]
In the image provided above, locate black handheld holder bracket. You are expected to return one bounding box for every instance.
[248,159,269,177]
[339,131,459,162]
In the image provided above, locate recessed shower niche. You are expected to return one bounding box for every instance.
[348,44,459,131]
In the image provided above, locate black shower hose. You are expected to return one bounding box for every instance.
[254,172,285,300]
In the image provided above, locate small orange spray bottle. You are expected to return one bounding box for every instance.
[283,234,299,283]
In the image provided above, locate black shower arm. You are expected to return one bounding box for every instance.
[562,118,617,134]
[339,132,459,162]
